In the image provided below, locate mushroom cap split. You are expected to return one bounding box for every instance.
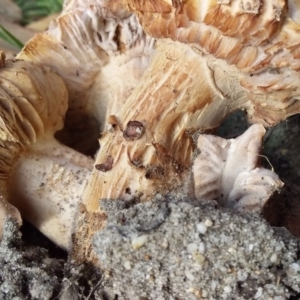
[18,0,300,155]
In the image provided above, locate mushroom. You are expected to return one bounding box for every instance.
[17,2,155,154]
[0,51,93,249]
[193,124,283,212]
[10,0,300,263]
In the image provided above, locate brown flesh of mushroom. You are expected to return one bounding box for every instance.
[8,0,300,263]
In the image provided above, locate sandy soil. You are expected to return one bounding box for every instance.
[1,112,300,300]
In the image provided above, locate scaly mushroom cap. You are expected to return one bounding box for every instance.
[128,0,300,124]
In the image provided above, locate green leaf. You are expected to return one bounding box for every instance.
[13,0,63,24]
[0,24,24,49]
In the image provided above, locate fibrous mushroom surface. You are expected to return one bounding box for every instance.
[18,2,155,153]
[0,51,69,238]
[194,124,283,212]
[0,52,94,249]
[9,0,300,263]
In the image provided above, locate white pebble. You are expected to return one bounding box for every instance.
[196,222,207,234]
[289,262,300,272]
[254,287,263,299]
[218,265,227,273]
[237,270,248,281]
[185,270,195,281]
[161,239,169,249]
[187,243,198,253]
[204,218,213,227]
[227,247,236,253]
[198,242,206,254]
[123,261,131,270]
[131,235,148,250]
[270,253,278,264]
[224,286,232,293]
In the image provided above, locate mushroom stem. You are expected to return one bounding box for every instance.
[7,136,93,250]
[71,40,249,263]
[0,54,96,248]
[86,40,246,208]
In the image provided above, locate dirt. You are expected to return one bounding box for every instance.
[1,111,300,299]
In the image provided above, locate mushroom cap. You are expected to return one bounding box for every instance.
[0,52,68,236]
[0,51,67,176]
[127,0,300,125]
[17,2,155,152]
[16,0,300,136]
[0,60,67,143]
[193,124,283,212]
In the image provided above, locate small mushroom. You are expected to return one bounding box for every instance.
[0,52,93,249]
[193,124,283,212]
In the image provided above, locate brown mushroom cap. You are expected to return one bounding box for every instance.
[128,0,300,125]
[0,52,67,180]
[0,52,67,176]
[17,0,300,157]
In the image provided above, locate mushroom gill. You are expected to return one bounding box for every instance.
[193,124,283,212]
[11,0,300,263]
[0,52,93,249]
[18,2,155,154]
